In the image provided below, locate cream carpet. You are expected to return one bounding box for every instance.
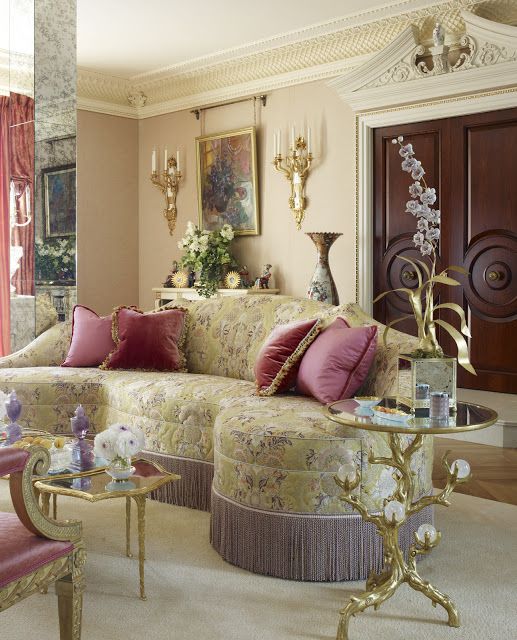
[1,484,515,640]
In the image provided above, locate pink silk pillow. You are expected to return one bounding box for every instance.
[62,305,115,367]
[101,306,187,372]
[296,317,378,404]
[255,318,321,396]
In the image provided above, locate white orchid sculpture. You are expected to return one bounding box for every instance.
[94,423,146,468]
[374,136,475,374]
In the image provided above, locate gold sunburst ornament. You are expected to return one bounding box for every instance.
[171,271,189,288]
[224,271,241,289]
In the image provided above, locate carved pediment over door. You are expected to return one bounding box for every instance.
[329,11,517,111]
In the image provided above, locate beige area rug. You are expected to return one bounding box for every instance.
[1,484,515,640]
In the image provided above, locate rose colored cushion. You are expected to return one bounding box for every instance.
[101,307,187,372]
[296,317,378,404]
[62,305,115,367]
[0,513,73,588]
[255,318,321,396]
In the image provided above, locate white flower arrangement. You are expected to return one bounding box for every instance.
[177,221,235,297]
[93,423,145,464]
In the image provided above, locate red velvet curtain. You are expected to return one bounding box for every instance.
[9,93,35,296]
[0,96,10,356]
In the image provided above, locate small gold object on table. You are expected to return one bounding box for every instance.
[325,398,497,640]
[35,457,180,601]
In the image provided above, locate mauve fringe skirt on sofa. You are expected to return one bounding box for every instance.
[210,488,433,582]
[143,452,433,582]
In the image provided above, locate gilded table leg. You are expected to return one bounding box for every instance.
[334,434,469,639]
[405,569,460,627]
[126,496,132,558]
[55,545,86,640]
[133,494,147,600]
[53,493,58,520]
[337,571,402,640]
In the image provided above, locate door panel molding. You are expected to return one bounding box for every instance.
[356,88,517,313]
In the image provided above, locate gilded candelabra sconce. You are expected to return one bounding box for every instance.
[273,127,313,230]
[150,149,182,235]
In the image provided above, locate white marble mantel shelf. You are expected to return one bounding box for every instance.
[153,287,280,309]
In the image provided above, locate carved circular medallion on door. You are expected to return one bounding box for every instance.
[463,232,517,321]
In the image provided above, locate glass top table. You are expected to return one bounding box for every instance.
[35,458,180,600]
[326,397,498,435]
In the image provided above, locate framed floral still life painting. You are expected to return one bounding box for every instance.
[43,164,76,238]
[196,127,259,235]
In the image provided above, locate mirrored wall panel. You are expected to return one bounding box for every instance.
[4,0,76,354]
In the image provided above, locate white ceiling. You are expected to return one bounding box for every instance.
[0,0,433,79]
[76,0,403,78]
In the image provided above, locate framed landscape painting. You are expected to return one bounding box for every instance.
[196,127,259,235]
[44,165,76,238]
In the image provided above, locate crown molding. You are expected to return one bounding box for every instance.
[2,0,512,119]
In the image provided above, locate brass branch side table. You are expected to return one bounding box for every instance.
[35,458,180,600]
[325,398,497,640]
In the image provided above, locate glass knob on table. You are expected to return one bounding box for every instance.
[416,523,438,544]
[452,459,470,479]
[384,500,406,523]
[337,463,357,483]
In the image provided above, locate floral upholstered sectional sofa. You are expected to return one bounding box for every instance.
[0,295,434,581]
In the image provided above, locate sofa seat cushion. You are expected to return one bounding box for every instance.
[0,367,254,463]
[0,513,73,588]
[213,394,433,515]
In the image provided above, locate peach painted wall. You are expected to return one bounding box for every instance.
[77,110,139,314]
[138,81,356,310]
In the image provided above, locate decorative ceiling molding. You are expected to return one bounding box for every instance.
[329,10,517,111]
[75,0,517,118]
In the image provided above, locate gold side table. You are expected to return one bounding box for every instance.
[325,398,497,640]
[35,457,180,600]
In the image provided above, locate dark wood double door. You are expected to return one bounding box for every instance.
[373,108,517,393]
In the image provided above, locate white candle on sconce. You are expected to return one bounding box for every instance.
[152,149,156,173]
[176,149,180,172]
[164,148,168,171]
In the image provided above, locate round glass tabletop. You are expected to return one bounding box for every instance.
[326,397,498,435]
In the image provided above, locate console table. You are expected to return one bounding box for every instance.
[152,287,280,309]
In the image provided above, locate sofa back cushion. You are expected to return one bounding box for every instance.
[162,295,374,382]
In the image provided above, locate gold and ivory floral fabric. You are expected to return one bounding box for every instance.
[0,295,428,515]
[0,366,432,514]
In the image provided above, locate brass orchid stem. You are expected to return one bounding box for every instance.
[373,136,476,374]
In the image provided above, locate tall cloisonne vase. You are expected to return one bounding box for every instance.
[306,232,342,305]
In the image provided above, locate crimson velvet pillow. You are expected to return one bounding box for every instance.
[101,306,187,372]
[255,318,322,396]
[62,305,115,367]
[296,317,378,404]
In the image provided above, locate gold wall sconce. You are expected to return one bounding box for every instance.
[273,127,313,230]
[150,148,182,235]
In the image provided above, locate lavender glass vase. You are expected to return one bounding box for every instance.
[70,405,94,472]
[5,391,22,444]
[306,232,342,305]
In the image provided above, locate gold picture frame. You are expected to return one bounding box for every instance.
[196,127,260,236]
[43,164,76,238]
